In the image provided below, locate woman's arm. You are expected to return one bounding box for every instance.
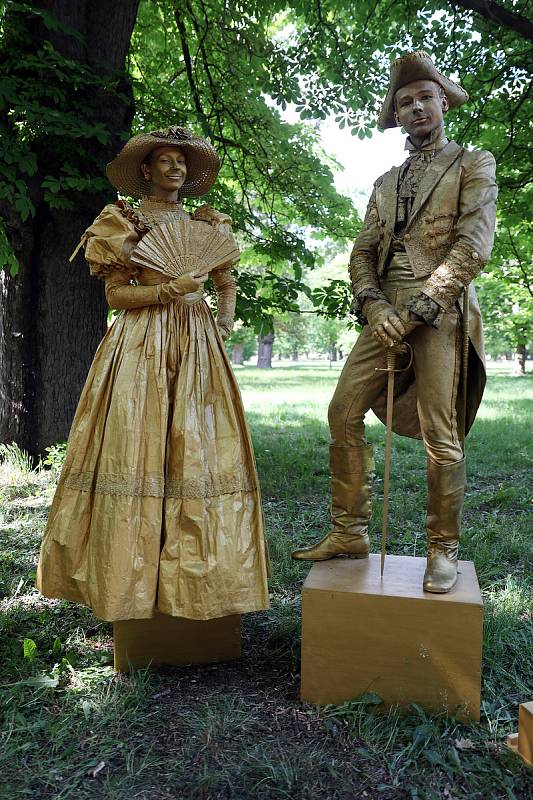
[211,267,236,339]
[104,269,202,310]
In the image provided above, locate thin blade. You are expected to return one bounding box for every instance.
[381,357,396,577]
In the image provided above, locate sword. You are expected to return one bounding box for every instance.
[461,286,470,450]
[376,342,413,577]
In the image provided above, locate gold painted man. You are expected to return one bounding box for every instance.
[293,52,497,593]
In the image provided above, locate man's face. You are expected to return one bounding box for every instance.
[394,80,448,143]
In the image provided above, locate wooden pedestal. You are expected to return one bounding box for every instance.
[507,701,533,766]
[301,554,483,721]
[113,611,241,671]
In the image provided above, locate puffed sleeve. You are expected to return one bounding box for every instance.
[70,203,141,278]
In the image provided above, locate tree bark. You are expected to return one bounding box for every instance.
[292,350,299,361]
[231,343,244,365]
[451,0,533,41]
[515,344,527,375]
[0,0,140,456]
[257,333,274,368]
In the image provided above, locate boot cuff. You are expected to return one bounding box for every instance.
[427,457,466,496]
[330,444,374,475]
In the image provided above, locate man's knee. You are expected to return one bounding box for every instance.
[423,430,463,466]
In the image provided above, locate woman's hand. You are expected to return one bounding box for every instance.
[158,270,208,303]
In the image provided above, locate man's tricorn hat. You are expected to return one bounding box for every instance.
[106,126,220,198]
[377,51,468,130]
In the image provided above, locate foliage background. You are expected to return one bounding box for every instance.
[1,0,531,343]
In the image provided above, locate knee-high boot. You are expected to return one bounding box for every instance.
[292,444,373,561]
[423,457,465,593]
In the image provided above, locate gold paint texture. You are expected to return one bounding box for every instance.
[37,201,269,622]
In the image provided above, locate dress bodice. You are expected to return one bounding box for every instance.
[137,197,190,227]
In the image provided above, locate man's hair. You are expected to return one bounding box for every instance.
[393,81,447,112]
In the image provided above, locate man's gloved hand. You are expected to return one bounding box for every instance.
[398,307,425,338]
[365,299,406,348]
[158,270,208,304]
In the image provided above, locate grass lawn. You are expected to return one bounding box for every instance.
[1,363,532,799]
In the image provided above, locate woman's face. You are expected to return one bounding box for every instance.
[142,146,187,196]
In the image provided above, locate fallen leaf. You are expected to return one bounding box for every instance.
[455,737,475,750]
[88,761,106,778]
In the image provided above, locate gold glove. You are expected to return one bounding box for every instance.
[398,307,425,338]
[365,299,406,348]
[211,267,236,340]
[157,272,207,304]
[105,269,207,310]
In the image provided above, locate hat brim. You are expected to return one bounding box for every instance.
[377,51,468,130]
[106,133,220,198]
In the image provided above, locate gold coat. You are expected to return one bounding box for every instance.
[37,201,270,621]
[349,141,497,438]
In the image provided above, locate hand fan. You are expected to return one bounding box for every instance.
[129,219,239,278]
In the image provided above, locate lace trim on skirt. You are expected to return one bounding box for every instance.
[60,469,257,499]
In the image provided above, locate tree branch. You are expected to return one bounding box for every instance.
[450,0,533,41]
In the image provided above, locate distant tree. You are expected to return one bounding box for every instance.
[309,316,347,362]
[477,270,532,372]
[257,332,275,369]
[273,313,309,360]
[226,324,257,365]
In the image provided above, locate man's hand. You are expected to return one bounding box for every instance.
[365,299,406,348]
[397,308,425,338]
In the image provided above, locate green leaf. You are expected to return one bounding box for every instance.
[51,637,62,657]
[23,638,37,662]
[16,674,59,689]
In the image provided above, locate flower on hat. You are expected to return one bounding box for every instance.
[150,127,194,141]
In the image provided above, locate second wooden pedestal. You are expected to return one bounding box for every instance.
[301,554,483,721]
[113,611,241,671]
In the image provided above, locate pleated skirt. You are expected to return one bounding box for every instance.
[37,297,269,621]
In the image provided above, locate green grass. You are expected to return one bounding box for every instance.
[1,364,532,799]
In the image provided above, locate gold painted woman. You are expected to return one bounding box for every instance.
[37,127,270,621]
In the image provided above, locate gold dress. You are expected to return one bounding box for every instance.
[37,199,270,621]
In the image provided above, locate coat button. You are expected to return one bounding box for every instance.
[404,233,411,241]
[472,250,479,260]
[426,215,434,223]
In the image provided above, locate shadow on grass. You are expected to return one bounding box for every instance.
[0,371,531,799]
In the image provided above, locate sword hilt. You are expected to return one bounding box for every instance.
[375,341,414,373]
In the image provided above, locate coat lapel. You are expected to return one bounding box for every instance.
[379,165,401,231]
[406,141,463,228]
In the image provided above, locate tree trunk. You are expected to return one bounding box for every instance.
[515,344,527,375]
[257,333,274,368]
[330,348,337,362]
[292,350,298,361]
[0,0,140,456]
[232,343,244,365]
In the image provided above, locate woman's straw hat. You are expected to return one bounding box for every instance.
[378,51,468,130]
[106,126,220,198]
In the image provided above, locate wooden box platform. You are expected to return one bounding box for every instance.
[507,701,533,766]
[301,554,483,721]
[113,611,241,671]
